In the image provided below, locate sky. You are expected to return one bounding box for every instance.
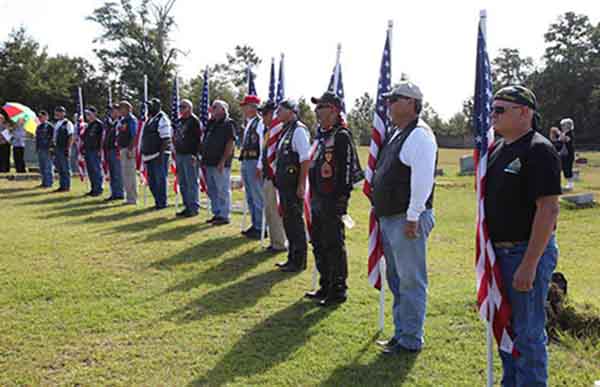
[1,0,599,119]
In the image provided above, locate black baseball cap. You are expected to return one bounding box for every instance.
[55,106,66,113]
[258,100,277,114]
[311,91,343,110]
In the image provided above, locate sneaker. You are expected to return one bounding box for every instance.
[206,216,217,224]
[212,217,230,226]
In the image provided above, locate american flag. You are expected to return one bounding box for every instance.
[327,62,346,113]
[75,87,87,181]
[247,65,257,96]
[265,54,286,180]
[135,96,148,185]
[363,25,392,289]
[473,14,517,356]
[268,57,276,102]
[198,68,209,193]
[170,76,180,195]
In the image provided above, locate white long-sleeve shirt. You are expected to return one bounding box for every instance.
[388,121,438,222]
[142,113,172,162]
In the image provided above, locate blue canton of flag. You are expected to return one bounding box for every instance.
[375,35,392,132]
[473,24,493,155]
[268,58,276,102]
[199,68,210,129]
[276,54,285,104]
[327,63,346,113]
[247,65,257,96]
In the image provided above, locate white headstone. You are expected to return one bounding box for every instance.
[459,155,475,175]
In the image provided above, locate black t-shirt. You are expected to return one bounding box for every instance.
[174,114,202,155]
[485,131,562,242]
[201,117,236,167]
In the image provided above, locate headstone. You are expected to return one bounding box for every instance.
[562,193,595,207]
[435,168,445,177]
[24,138,38,168]
[231,176,243,190]
[459,155,475,175]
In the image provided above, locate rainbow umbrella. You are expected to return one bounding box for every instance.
[2,102,39,135]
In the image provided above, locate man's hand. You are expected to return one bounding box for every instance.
[296,182,305,200]
[191,155,197,166]
[404,220,419,239]
[513,261,537,292]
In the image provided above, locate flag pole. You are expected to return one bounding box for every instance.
[143,74,148,207]
[479,9,494,387]
[174,74,180,212]
[378,20,394,332]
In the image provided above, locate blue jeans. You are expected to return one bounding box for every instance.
[241,159,264,230]
[205,166,231,220]
[176,154,199,213]
[107,149,123,198]
[146,153,170,208]
[54,148,71,190]
[496,236,558,387]
[37,149,53,187]
[84,150,103,194]
[379,210,435,351]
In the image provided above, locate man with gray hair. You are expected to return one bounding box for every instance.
[174,98,202,217]
[201,100,237,225]
[117,100,138,204]
[372,81,437,354]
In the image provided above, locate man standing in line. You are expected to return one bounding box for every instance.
[35,110,55,188]
[82,106,105,197]
[52,106,74,193]
[104,104,124,201]
[117,101,138,205]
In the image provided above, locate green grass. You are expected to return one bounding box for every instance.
[1,148,599,386]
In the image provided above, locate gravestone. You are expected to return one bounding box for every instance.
[459,155,475,175]
[435,168,445,177]
[231,175,243,190]
[562,193,595,207]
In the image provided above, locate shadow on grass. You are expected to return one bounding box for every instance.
[1,190,49,199]
[84,206,157,223]
[318,335,418,387]
[21,195,78,206]
[165,248,279,292]
[189,299,334,386]
[165,269,295,323]
[44,201,116,218]
[150,235,249,269]
[106,215,179,234]
[143,222,213,242]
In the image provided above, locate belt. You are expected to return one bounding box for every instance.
[494,241,527,248]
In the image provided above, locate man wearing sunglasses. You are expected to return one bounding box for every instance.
[486,85,561,386]
[273,99,311,272]
[82,106,105,197]
[173,99,202,217]
[371,81,437,355]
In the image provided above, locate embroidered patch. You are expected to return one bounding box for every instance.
[325,151,333,163]
[504,158,522,175]
[321,162,333,178]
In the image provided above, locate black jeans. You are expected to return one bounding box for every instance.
[310,197,348,293]
[0,143,10,172]
[278,188,307,268]
[13,146,26,173]
[561,153,574,179]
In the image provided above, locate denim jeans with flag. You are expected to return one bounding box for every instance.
[496,236,558,387]
[379,209,435,351]
[176,153,199,214]
[84,150,103,194]
[205,166,231,220]
[54,148,71,190]
[37,149,53,187]
[241,159,264,231]
[107,149,123,198]
[146,153,169,209]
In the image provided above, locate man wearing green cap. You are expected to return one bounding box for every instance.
[486,85,561,386]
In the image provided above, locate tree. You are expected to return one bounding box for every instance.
[346,93,374,145]
[87,0,183,106]
[420,102,444,133]
[492,48,534,88]
[298,97,316,135]
[211,45,262,89]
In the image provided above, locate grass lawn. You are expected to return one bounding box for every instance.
[1,148,599,386]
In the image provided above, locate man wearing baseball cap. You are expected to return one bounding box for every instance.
[274,98,311,272]
[82,106,105,197]
[257,100,287,251]
[486,85,561,386]
[371,81,438,354]
[52,106,75,192]
[239,95,265,238]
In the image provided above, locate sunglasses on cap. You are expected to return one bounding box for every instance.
[492,105,522,115]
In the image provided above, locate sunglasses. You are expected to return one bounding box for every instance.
[315,104,333,110]
[492,106,521,115]
[387,96,412,103]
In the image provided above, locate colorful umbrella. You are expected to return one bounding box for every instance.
[2,102,39,135]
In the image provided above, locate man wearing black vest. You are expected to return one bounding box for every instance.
[201,100,236,225]
[239,95,265,238]
[274,99,311,273]
[35,111,55,188]
[372,81,437,354]
[82,106,105,197]
[117,101,138,205]
[141,98,172,210]
[52,106,74,192]
[104,104,124,201]
[306,92,362,306]
[174,99,202,217]
[487,86,561,386]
